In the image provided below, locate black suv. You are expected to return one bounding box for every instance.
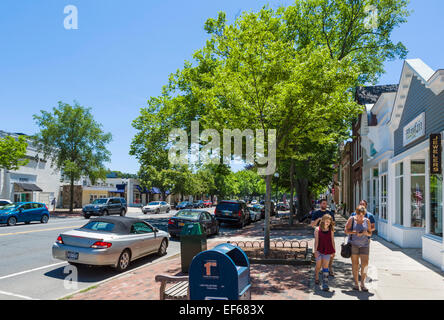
[214,200,250,228]
[82,197,127,219]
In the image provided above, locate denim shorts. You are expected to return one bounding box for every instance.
[315,252,331,262]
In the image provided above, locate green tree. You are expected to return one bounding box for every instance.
[0,135,29,171]
[33,102,112,213]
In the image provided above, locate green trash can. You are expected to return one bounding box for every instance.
[180,222,207,273]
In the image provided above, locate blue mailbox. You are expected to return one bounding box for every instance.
[189,243,251,300]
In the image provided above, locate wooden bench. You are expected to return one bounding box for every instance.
[155,274,189,300]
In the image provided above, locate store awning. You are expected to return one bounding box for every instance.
[13,183,43,192]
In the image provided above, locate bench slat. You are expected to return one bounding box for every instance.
[165,281,188,296]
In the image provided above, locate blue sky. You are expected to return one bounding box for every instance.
[0,0,443,174]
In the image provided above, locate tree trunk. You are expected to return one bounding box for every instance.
[264,174,272,257]
[289,159,295,225]
[69,176,74,214]
[296,178,311,220]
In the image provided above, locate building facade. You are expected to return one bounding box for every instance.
[0,131,62,206]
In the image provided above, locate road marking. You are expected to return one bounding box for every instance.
[0,290,36,300]
[0,225,83,237]
[0,262,67,281]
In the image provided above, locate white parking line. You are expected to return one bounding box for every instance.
[0,262,67,281]
[0,290,36,300]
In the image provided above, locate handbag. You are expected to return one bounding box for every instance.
[340,218,354,258]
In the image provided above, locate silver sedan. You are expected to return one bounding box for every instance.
[142,201,171,214]
[52,216,169,272]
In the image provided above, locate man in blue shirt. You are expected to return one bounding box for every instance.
[311,198,336,276]
[350,200,376,233]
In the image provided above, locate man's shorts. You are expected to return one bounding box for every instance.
[315,252,332,262]
[351,245,370,256]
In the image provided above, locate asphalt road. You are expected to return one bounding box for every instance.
[0,206,242,300]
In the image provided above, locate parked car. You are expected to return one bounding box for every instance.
[0,202,50,226]
[192,200,205,208]
[142,201,171,214]
[259,200,276,216]
[250,200,258,205]
[52,216,169,272]
[0,199,12,209]
[82,197,127,219]
[176,201,193,210]
[214,200,250,228]
[250,204,265,219]
[203,200,212,208]
[247,206,261,222]
[168,209,219,238]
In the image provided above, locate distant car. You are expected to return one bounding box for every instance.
[258,201,276,216]
[82,197,127,219]
[214,200,250,228]
[52,216,169,272]
[203,200,212,208]
[250,200,258,205]
[168,209,219,238]
[247,206,261,222]
[0,202,50,226]
[142,201,170,214]
[192,200,205,208]
[176,201,193,210]
[250,204,265,219]
[0,199,12,209]
[277,202,290,211]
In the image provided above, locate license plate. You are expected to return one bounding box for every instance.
[66,251,79,260]
[222,211,231,216]
[178,222,185,227]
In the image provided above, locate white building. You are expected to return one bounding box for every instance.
[0,131,62,206]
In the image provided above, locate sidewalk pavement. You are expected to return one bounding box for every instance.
[65,214,444,300]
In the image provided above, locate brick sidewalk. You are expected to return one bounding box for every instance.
[66,217,313,300]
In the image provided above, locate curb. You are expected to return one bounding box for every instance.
[58,251,181,300]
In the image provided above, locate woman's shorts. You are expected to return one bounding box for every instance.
[351,245,369,256]
[315,252,331,261]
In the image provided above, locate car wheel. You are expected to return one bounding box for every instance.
[7,216,17,226]
[115,249,131,272]
[119,209,126,217]
[41,215,49,224]
[157,239,167,256]
[156,209,160,214]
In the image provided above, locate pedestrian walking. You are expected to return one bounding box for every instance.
[344,205,372,292]
[311,199,336,276]
[330,200,337,214]
[51,197,56,214]
[350,200,376,233]
[314,215,336,291]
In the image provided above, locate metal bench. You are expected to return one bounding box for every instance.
[155,274,189,300]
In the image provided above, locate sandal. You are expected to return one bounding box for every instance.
[361,284,369,292]
[353,285,360,291]
[315,279,320,285]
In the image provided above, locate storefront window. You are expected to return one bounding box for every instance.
[380,175,387,220]
[395,162,404,225]
[430,175,443,237]
[411,160,426,228]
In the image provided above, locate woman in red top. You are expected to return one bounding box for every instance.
[314,215,336,291]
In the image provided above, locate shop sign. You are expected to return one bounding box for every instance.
[403,113,425,146]
[430,133,442,175]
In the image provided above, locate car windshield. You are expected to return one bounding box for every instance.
[148,202,160,205]
[179,202,188,205]
[92,199,108,204]
[81,221,115,232]
[175,211,200,219]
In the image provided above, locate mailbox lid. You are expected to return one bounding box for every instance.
[181,222,204,236]
[212,243,249,268]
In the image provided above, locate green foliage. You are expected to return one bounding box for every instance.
[0,135,29,171]
[33,102,112,210]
